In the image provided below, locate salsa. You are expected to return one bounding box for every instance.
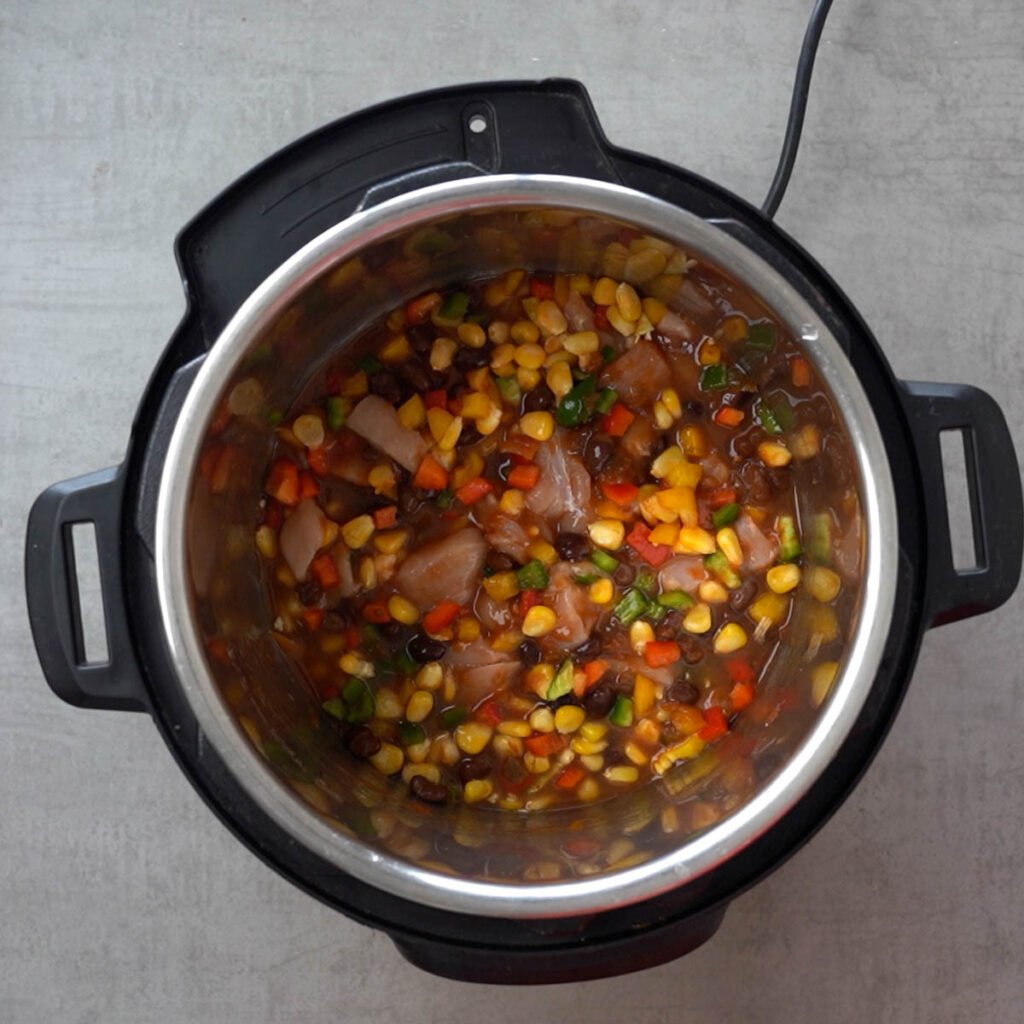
[226,257,859,815]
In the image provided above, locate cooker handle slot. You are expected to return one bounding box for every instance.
[900,381,1023,627]
[25,466,148,712]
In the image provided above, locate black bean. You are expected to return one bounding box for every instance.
[603,748,626,766]
[678,636,704,665]
[729,578,758,612]
[296,580,323,606]
[458,754,494,783]
[321,611,349,632]
[457,423,482,448]
[740,461,776,504]
[348,727,382,759]
[667,679,699,704]
[583,434,614,475]
[654,610,681,640]
[554,531,590,562]
[686,400,705,416]
[583,679,614,718]
[398,488,422,516]
[409,774,449,804]
[454,346,490,371]
[612,561,636,588]
[523,386,554,412]
[407,633,447,662]
[381,620,405,639]
[518,639,542,666]
[369,370,403,405]
[547,693,579,710]
[399,361,432,392]
[572,635,603,661]
[486,551,516,573]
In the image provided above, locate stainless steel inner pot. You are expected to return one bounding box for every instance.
[155,174,897,918]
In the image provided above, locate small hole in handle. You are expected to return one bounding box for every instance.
[939,429,980,571]
[468,114,488,134]
[69,522,110,663]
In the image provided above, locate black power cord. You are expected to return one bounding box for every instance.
[761,0,836,218]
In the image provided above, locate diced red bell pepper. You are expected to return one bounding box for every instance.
[373,505,398,529]
[600,402,635,437]
[405,291,442,325]
[699,706,729,742]
[361,601,391,624]
[714,406,745,428]
[343,627,361,650]
[600,480,639,506]
[625,521,673,567]
[262,501,283,530]
[412,454,449,491]
[265,459,300,506]
[726,657,756,685]
[518,589,540,618]
[301,608,324,631]
[581,660,608,688]
[425,389,448,410]
[643,641,681,669]
[594,305,611,331]
[500,436,540,461]
[791,357,811,388]
[422,600,461,634]
[555,765,585,790]
[309,553,340,590]
[306,445,330,477]
[474,697,502,727]
[524,733,566,757]
[507,464,541,490]
[200,444,234,494]
[729,681,755,711]
[298,471,320,499]
[528,277,555,300]
[455,476,494,505]
[708,486,738,509]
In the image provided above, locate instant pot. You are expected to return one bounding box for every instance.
[25,81,1022,983]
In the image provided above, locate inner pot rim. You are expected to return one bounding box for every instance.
[155,173,898,919]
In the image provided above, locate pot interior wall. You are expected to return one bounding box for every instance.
[185,202,863,884]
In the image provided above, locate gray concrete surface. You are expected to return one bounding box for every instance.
[3,1,1022,1021]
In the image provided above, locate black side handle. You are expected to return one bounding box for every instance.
[25,466,148,712]
[900,381,1023,627]
[176,78,620,340]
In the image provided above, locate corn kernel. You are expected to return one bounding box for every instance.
[699,580,729,604]
[683,602,712,634]
[476,402,503,436]
[592,276,618,306]
[717,527,743,567]
[807,566,842,603]
[463,779,493,804]
[569,273,592,295]
[467,367,495,394]
[545,361,574,398]
[368,463,397,497]
[675,526,717,555]
[716,314,748,343]
[526,540,558,566]
[758,440,792,467]
[564,330,600,355]
[514,342,546,370]
[341,514,374,550]
[482,571,519,602]
[401,762,440,785]
[767,564,802,594]
[373,529,408,555]
[487,320,510,345]
[624,741,647,766]
[548,706,584,735]
[394,393,425,431]
[614,282,642,322]
[522,605,558,638]
[528,707,555,733]
[642,296,669,325]
[426,406,453,444]
[577,778,601,802]
[679,423,708,458]
[535,300,567,335]
[714,622,748,654]
[497,720,532,738]
[405,689,434,723]
[369,743,404,776]
[633,673,656,717]
[492,342,517,370]
[571,737,608,756]
[811,661,840,707]
[634,717,661,746]
[629,620,654,655]
[499,488,525,516]
[791,423,821,460]
[255,525,277,559]
[292,413,325,449]
[386,594,419,626]
[415,662,443,691]
[491,629,522,653]
[456,616,481,642]
[339,652,374,678]
[605,765,640,785]
[589,519,626,550]
[357,555,376,590]
[508,319,538,345]
[524,752,550,774]
[454,721,493,755]
[807,603,839,644]
[457,392,490,421]
[379,333,411,363]
[624,247,667,285]
[438,414,463,452]
[607,306,634,336]
[580,721,608,742]
[649,522,680,547]
[589,578,614,605]
[653,400,674,430]
[749,591,788,626]
[698,340,722,365]
[651,446,702,487]
[457,321,487,348]
[430,336,457,371]
[580,754,605,772]
[341,371,368,398]
[520,410,555,441]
